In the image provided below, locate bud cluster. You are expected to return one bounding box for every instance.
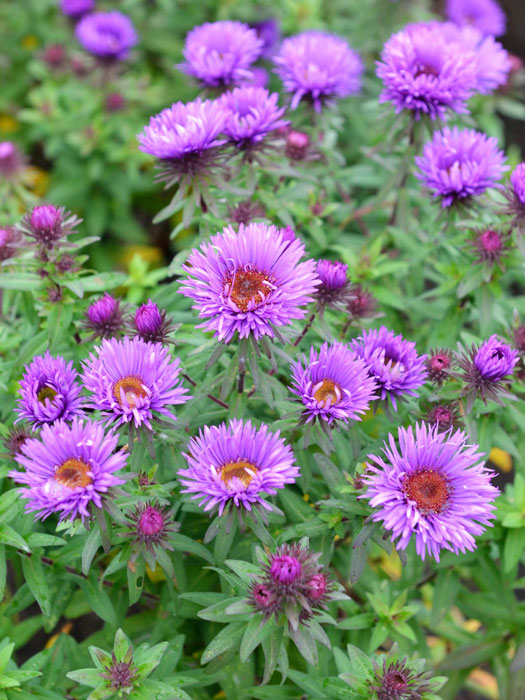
[248,542,333,627]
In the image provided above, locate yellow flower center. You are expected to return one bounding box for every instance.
[55,458,92,489]
[226,269,273,312]
[113,376,147,409]
[313,379,342,406]
[37,386,57,404]
[221,459,258,487]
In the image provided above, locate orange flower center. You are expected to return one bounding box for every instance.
[113,375,147,409]
[55,458,92,488]
[37,386,57,403]
[403,469,449,514]
[221,459,258,487]
[313,379,342,406]
[226,269,272,312]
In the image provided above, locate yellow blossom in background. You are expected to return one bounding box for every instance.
[0,114,19,134]
[489,447,512,472]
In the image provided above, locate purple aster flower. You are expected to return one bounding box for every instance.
[178,21,263,88]
[84,293,126,339]
[315,259,353,311]
[377,25,476,120]
[60,0,94,19]
[137,98,228,196]
[9,418,126,521]
[81,336,191,430]
[16,351,84,429]
[179,223,319,344]
[437,22,510,94]
[512,163,525,205]
[178,419,298,516]
[219,87,288,155]
[0,141,25,178]
[131,299,175,344]
[274,31,363,111]
[250,18,280,59]
[290,342,377,425]
[445,0,506,37]
[350,326,427,410]
[240,67,269,88]
[360,422,499,561]
[415,126,508,208]
[75,11,138,61]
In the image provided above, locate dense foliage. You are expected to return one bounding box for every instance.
[1,0,525,699]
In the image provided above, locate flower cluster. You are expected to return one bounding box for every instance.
[178,419,298,516]
[361,422,499,561]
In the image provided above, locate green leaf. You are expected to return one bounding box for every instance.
[66,669,102,689]
[0,524,30,552]
[169,533,214,564]
[239,616,273,663]
[82,526,102,576]
[338,613,375,630]
[437,637,506,671]
[26,534,66,548]
[431,569,460,626]
[21,555,51,618]
[200,622,245,665]
[504,527,525,573]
